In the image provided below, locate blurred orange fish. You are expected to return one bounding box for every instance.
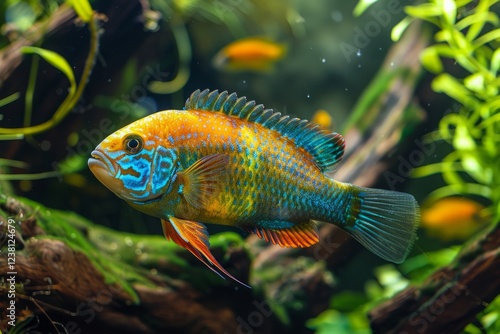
[213,37,286,72]
[421,197,490,240]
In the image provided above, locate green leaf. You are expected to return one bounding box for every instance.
[442,0,457,25]
[464,73,485,92]
[491,48,500,75]
[461,152,491,184]
[405,4,442,20]
[473,29,500,49]
[330,291,368,312]
[420,46,444,73]
[453,123,476,151]
[21,46,76,97]
[456,11,499,31]
[67,0,93,22]
[0,92,20,108]
[432,73,478,108]
[391,17,415,42]
[353,0,379,17]
[451,29,471,51]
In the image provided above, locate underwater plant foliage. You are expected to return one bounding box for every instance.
[401,0,500,219]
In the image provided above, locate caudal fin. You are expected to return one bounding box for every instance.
[343,186,420,263]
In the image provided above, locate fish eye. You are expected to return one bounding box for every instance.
[123,134,144,154]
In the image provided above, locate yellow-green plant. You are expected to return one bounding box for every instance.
[393,0,500,220]
[0,0,99,181]
[0,0,98,137]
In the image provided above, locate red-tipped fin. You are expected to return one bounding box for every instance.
[161,217,250,288]
[177,154,229,209]
[243,220,319,248]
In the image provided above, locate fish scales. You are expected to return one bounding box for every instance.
[88,89,420,287]
[163,108,344,226]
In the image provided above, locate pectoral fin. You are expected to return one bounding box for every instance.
[243,220,319,248]
[177,154,229,209]
[161,217,249,288]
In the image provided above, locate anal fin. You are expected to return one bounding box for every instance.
[161,217,250,288]
[243,220,319,248]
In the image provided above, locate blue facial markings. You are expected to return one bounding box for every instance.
[116,147,155,199]
[151,146,178,194]
[114,145,177,201]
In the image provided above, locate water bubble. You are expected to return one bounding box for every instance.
[358,64,362,68]
[242,80,246,84]
[390,62,394,67]
[40,140,51,151]
[356,50,361,57]
[321,58,326,63]
[124,237,133,247]
[345,88,348,91]
[331,11,343,22]
[307,94,310,98]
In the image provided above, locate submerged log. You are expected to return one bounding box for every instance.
[369,223,500,334]
[0,196,261,333]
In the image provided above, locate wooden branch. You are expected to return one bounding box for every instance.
[0,196,268,333]
[369,222,500,333]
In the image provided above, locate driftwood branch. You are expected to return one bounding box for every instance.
[369,222,500,334]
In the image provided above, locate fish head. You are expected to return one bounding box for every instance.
[88,115,177,204]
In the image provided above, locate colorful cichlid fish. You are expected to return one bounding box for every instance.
[88,89,420,286]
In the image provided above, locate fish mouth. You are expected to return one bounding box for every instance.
[88,149,164,204]
[88,149,126,198]
[88,150,117,176]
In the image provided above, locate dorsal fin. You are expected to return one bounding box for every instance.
[185,89,345,173]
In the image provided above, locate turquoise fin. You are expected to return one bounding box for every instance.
[343,186,420,263]
[185,89,345,173]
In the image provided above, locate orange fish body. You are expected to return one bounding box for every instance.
[213,37,286,72]
[89,89,419,286]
